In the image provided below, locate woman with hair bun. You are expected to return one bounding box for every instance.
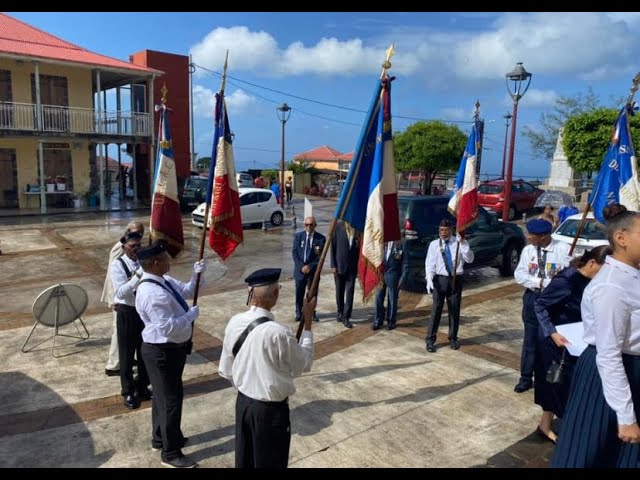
[552,204,640,467]
[533,245,612,444]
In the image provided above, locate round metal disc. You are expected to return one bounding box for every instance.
[32,284,88,327]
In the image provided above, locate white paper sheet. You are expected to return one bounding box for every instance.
[555,322,588,357]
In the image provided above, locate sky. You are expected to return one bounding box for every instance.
[8,11,640,181]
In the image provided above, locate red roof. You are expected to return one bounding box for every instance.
[337,151,354,160]
[293,145,344,162]
[0,13,159,75]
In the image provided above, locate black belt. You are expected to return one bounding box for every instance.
[239,390,289,406]
[144,341,187,349]
[115,303,137,311]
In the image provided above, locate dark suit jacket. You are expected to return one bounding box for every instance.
[383,240,405,276]
[292,230,326,281]
[330,222,360,275]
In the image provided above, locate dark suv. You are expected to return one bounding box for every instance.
[399,195,526,292]
[180,176,208,212]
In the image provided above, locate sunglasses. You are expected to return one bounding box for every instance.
[304,223,315,227]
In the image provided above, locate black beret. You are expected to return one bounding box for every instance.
[244,268,281,287]
[136,240,166,260]
[121,231,143,244]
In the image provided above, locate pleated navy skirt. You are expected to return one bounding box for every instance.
[551,345,640,468]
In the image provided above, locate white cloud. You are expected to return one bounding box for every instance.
[191,85,256,118]
[502,88,558,108]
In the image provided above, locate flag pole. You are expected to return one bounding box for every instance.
[193,51,229,306]
[149,84,168,246]
[568,72,640,256]
[295,44,395,341]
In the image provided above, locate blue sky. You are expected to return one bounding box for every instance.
[8,12,640,180]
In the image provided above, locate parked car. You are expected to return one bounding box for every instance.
[191,187,285,228]
[399,195,527,292]
[180,175,208,212]
[477,179,544,221]
[551,212,608,257]
[236,172,254,188]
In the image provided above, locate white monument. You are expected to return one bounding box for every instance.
[540,128,588,204]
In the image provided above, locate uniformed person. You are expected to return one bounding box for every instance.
[513,218,571,393]
[108,230,150,409]
[219,268,316,468]
[135,240,206,469]
[424,219,474,352]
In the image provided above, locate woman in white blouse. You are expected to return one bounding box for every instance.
[552,205,640,467]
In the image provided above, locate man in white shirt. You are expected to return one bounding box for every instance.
[219,268,315,468]
[424,219,474,352]
[513,218,571,393]
[101,220,144,376]
[135,240,205,469]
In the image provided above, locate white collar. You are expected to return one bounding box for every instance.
[249,305,275,320]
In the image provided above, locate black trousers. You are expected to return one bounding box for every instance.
[116,304,149,396]
[141,342,187,461]
[235,391,291,468]
[426,274,463,343]
[285,187,292,203]
[295,271,318,319]
[520,289,539,384]
[334,271,356,321]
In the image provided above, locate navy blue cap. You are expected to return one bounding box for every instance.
[121,231,143,244]
[526,218,553,235]
[136,240,166,261]
[244,268,281,287]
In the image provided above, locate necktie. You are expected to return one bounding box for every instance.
[537,246,547,279]
[444,240,454,273]
[304,234,311,263]
[386,242,393,261]
[164,279,189,312]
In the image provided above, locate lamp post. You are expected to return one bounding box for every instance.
[276,103,292,206]
[500,112,513,179]
[502,62,532,222]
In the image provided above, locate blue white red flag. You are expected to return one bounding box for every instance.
[448,121,479,231]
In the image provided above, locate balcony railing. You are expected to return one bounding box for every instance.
[0,101,151,137]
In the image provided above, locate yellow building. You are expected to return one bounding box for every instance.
[293,145,353,174]
[0,13,162,212]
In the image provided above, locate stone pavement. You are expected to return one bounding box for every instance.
[0,198,555,468]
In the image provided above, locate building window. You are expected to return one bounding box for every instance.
[0,70,13,128]
[31,74,69,131]
[42,149,73,191]
[0,148,18,208]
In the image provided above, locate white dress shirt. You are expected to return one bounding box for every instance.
[135,272,198,344]
[109,254,141,307]
[101,240,125,307]
[581,256,640,425]
[514,239,571,291]
[425,236,474,279]
[218,306,314,402]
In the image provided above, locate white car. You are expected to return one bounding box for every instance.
[551,212,608,256]
[236,172,254,188]
[191,187,285,228]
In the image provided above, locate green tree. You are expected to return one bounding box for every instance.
[393,121,467,194]
[286,161,308,174]
[522,87,601,160]
[196,156,211,171]
[562,107,640,173]
[261,169,280,181]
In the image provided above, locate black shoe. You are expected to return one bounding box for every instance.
[124,394,140,410]
[342,319,353,329]
[313,314,320,322]
[386,324,397,331]
[372,324,382,331]
[336,317,342,323]
[161,455,198,468]
[137,387,153,401]
[105,369,119,377]
[450,339,460,350]
[152,437,189,452]
[514,381,533,393]
[426,343,436,353]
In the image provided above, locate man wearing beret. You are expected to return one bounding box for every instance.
[513,218,571,393]
[219,268,316,468]
[135,240,206,468]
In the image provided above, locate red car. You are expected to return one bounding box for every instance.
[477,179,544,221]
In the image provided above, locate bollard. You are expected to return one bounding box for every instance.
[522,212,527,224]
[292,216,297,229]
[262,219,268,231]
[291,204,296,217]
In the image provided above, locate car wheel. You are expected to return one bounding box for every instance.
[270,211,284,227]
[500,242,520,276]
[508,205,516,221]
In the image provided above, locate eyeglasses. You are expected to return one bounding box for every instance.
[304,223,314,227]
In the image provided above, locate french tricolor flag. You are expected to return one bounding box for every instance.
[448,122,480,232]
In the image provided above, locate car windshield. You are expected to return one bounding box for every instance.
[478,184,503,194]
[555,219,607,240]
[186,178,207,189]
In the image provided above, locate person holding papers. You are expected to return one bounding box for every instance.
[533,245,611,444]
[552,206,640,468]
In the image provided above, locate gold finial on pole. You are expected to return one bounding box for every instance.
[381,43,395,78]
[625,73,640,107]
[160,83,168,106]
[474,100,480,116]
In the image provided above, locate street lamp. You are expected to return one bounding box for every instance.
[276,103,292,206]
[502,62,532,222]
[500,112,513,179]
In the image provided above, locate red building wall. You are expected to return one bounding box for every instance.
[129,50,191,180]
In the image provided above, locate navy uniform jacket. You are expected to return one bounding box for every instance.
[383,240,405,276]
[330,223,359,275]
[292,230,326,281]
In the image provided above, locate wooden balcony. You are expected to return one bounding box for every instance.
[0,101,151,138]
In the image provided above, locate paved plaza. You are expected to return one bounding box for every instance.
[0,198,554,468]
